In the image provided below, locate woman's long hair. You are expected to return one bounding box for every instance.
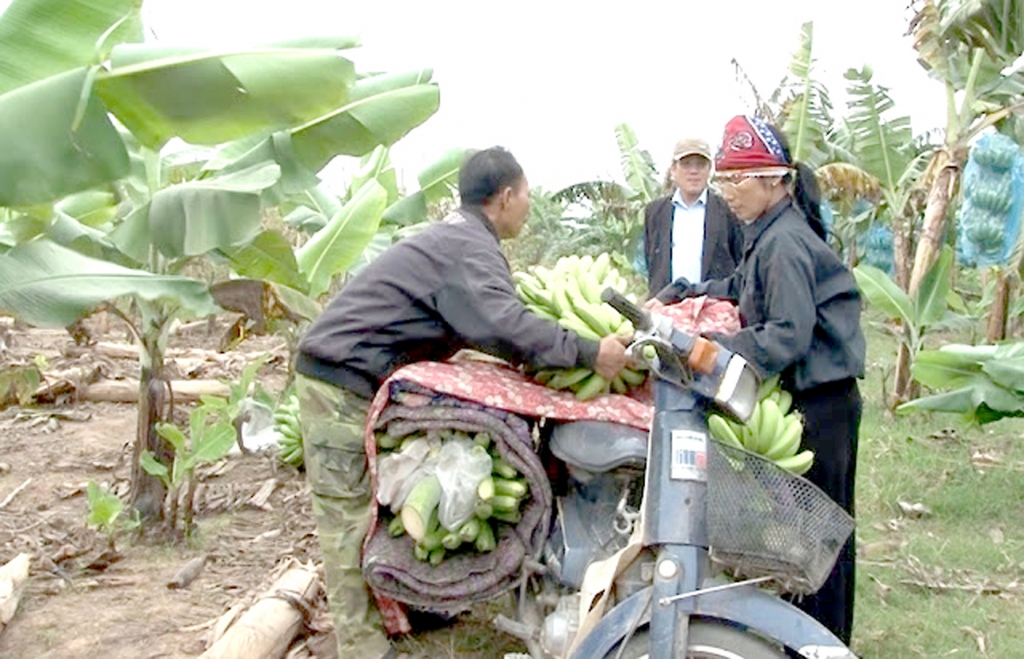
[791,162,827,241]
[771,127,827,241]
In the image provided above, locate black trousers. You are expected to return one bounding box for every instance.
[788,377,861,646]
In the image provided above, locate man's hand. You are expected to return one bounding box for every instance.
[643,298,665,312]
[593,334,629,380]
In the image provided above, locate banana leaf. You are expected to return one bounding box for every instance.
[180,421,237,473]
[614,124,659,204]
[348,228,396,277]
[297,179,387,298]
[279,185,348,233]
[349,145,399,206]
[914,245,953,327]
[0,0,143,94]
[937,0,1024,64]
[0,67,129,205]
[779,22,833,168]
[982,357,1024,392]
[290,69,441,172]
[898,373,1024,425]
[282,206,329,234]
[203,70,439,188]
[221,229,309,293]
[111,162,280,261]
[843,66,913,191]
[0,239,218,327]
[853,264,914,328]
[271,283,321,323]
[46,211,135,265]
[381,148,466,225]
[911,346,990,389]
[55,189,119,227]
[94,43,357,149]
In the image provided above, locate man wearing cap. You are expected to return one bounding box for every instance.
[642,137,743,298]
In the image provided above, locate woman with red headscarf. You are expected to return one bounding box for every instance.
[654,115,866,645]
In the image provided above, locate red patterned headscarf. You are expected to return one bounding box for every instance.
[714,115,791,171]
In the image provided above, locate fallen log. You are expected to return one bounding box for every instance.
[82,379,230,403]
[199,565,319,659]
[0,553,31,633]
[33,365,102,402]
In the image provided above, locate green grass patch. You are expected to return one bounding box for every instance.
[852,319,1024,658]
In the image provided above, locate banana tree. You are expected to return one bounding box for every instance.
[906,0,1024,296]
[504,187,570,270]
[841,66,930,287]
[854,245,960,404]
[0,0,441,522]
[550,123,659,274]
[816,66,937,405]
[777,22,835,169]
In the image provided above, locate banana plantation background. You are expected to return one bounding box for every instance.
[1,0,1024,656]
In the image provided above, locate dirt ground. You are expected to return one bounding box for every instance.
[0,317,526,659]
[0,318,325,658]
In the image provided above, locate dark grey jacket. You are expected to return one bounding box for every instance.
[643,191,744,295]
[296,207,598,398]
[657,199,865,392]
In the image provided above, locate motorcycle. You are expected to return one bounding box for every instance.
[494,289,857,659]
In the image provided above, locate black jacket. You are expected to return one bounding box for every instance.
[643,190,744,295]
[296,208,598,398]
[657,199,865,392]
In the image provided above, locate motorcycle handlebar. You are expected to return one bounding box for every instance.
[601,288,652,332]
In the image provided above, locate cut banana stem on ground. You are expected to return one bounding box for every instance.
[513,254,646,400]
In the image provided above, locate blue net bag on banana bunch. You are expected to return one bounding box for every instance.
[957,133,1024,268]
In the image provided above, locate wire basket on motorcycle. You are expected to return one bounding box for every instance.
[706,439,854,595]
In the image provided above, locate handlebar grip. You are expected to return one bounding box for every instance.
[601,288,651,331]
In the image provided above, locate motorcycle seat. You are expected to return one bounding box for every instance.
[549,420,648,472]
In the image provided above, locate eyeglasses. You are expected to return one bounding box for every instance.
[710,171,784,192]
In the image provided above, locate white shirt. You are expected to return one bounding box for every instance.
[670,188,708,284]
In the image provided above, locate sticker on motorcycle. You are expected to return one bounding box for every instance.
[670,429,707,481]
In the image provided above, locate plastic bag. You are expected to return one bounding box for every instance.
[434,439,493,531]
[234,398,276,454]
[377,437,431,510]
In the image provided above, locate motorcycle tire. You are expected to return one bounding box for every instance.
[607,617,787,659]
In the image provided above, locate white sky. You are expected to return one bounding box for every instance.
[11,0,952,192]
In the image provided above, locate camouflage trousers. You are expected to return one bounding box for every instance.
[296,374,390,659]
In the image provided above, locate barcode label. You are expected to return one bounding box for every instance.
[670,429,707,481]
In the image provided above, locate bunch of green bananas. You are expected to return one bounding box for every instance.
[513,253,646,400]
[274,393,304,468]
[707,375,814,475]
[378,430,525,566]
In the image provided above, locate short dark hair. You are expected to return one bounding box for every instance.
[458,147,525,206]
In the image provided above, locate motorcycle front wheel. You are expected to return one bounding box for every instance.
[607,618,787,659]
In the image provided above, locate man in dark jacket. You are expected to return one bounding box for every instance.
[294,146,629,659]
[643,137,744,296]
